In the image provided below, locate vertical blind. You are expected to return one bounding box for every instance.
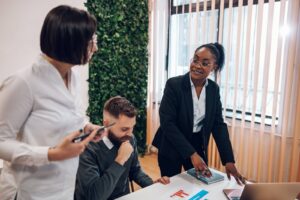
[148,0,300,182]
[147,0,169,146]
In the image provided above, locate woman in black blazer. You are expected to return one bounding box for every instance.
[152,43,245,184]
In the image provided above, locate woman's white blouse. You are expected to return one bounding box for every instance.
[0,55,87,200]
[190,76,208,133]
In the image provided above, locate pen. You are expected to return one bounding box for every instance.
[72,122,116,143]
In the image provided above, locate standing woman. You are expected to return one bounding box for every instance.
[153,43,245,184]
[0,5,100,200]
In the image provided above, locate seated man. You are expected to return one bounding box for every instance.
[75,96,169,200]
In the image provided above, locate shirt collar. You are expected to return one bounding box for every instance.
[102,136,114,149]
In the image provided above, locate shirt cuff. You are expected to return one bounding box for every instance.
[32,146,50,166]
[12,145,50,167]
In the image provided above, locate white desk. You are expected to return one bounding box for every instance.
[117,169,244,200]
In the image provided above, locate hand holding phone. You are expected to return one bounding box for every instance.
[72,122,115,143]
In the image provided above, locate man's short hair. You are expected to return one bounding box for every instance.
[40,5,97,65]
[104,96,137,118]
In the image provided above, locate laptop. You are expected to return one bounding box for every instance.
[223,183,300,200]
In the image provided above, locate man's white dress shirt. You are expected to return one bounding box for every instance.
[0,55,86,200]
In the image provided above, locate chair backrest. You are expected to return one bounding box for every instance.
[129,179,134,192]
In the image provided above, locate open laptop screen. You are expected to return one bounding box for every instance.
[240,183,300,200]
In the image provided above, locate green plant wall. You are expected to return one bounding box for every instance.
[85,0,148,154]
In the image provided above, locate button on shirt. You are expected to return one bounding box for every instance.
[190,76,208,133]
[0,55,87,200]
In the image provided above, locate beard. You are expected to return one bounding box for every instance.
[107,129,132,147]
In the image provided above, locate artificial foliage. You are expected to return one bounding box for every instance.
[85,0,148,154]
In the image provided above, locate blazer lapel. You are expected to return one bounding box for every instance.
[182,73,194,132]
[204,81,213,133]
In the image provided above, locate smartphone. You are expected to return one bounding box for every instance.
[72,122,115,143]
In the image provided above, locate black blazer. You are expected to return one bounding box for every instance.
[152,72,235,165]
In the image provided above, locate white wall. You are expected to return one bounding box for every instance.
[0,0,89,169]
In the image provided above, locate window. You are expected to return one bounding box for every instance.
[167,0,287,126]
[168,10,219,78]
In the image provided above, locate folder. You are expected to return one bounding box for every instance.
[187,168,224,184]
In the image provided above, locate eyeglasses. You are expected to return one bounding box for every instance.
[191,58,214,68]
[88,34,98,51]
[91,34,98,45]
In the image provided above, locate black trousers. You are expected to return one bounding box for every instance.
[158,130,207,177]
